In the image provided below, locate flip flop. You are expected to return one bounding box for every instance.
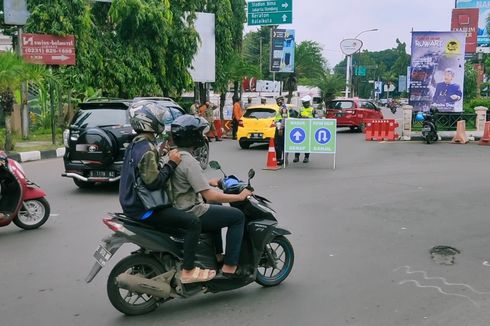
[181,267,216,284]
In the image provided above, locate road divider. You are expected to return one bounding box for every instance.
[364,119,399,141]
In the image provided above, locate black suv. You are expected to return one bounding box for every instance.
[62,98,209,188]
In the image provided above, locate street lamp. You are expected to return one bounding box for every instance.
[343,29,378,98]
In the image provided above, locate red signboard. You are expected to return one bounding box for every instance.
[451,8,479,54]
[21,33,76,65]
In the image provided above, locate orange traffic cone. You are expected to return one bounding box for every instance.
[479,122,490,145]
[451,120,469,144]
[263,138,281,171]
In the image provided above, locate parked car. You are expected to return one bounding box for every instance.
[62,98,207,189]
[237,104,298,149]
[325,98,383,131]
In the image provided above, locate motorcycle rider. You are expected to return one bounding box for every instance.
[119,100,216,284]
[169,115,252,276]
[293,95,315,163]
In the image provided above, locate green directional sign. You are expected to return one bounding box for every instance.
[285,119,337,154]
[247,0,293,26]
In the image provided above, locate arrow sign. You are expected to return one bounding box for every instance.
[290,128,306,144]
[248,0,292,26]
[315,128,331,144]
[293,131,302,141]
[52,55,69,61]
[282,2,289,8]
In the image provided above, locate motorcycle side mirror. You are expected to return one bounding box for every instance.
[248,169,255,180]
[209,161,221,170]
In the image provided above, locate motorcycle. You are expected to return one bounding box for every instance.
[85,161,294,316]
[387,100,398,114]
[0,151,50,230]
[416,109,438,144]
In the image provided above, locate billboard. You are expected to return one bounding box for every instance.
[451,8,479,53]
[409,32,466,113]
[3,0,29,25]
[456,0,490,46]
[270,29,295,73]
[189,13,216,83]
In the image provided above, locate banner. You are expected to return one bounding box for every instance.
[270,29,295,73]
[451,8,479,53]
[409,32,466,112]
[456,0,490,46]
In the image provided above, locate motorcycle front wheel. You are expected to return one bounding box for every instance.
[107,254,166,316]
[14,198,50,230]
[256,236,294,287]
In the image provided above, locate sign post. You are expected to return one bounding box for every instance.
[284,118,337,169]
[248,0,293,26]
[21,33,76,66]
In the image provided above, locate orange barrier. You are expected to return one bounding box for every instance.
[479,121,490,145]
[364,119,399,141]
[263,138,281,171]
[451,120,469,144]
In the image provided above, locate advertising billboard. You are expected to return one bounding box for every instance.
[270,29,295,73]
[451,8,479,53]
[456,0,490,46]
[189,13,216,83]
[409,32,466,113]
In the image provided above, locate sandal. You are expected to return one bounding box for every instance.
[181,267,216,284]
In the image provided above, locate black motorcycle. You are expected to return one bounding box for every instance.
[85,161,294,316]
[417,109,438,144]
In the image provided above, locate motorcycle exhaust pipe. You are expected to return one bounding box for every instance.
[116,273,172,299]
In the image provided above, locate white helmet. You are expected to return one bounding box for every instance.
[301,95,312,103]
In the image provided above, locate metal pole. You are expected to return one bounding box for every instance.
[345,55,352,97]
[17,27,29,139]
[259,37,263,78]
[49,68,56,145]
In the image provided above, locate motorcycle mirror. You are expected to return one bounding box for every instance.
[248,169,255,180]
[209,161,221,170]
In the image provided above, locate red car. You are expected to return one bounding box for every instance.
[325,98,384,131]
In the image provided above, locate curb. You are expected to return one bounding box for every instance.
[7,148,65,163]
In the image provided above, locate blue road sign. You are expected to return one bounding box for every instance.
[315,128,331,145]
[290,128,306,144]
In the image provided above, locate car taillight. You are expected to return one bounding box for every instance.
[346,110,355,114]
[238,120,244,127]
[103,218,124,232]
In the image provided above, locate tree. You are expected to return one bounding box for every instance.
[295,41,327,85]
[0,52,45,151]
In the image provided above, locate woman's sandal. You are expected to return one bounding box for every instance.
[181,267,216,284]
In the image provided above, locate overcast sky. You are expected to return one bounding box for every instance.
[245,0,457,67]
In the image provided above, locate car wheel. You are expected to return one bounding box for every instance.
[239,140,251,149]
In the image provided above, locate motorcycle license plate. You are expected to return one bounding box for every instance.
[93,244,112,267]
[422,126,432,132]
[89,170,115,178]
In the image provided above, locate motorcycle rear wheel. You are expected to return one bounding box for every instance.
[13,198,50,230]
[256,236,294,287]
[107,254,166,316]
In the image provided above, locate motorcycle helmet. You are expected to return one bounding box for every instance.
[171,115,209,148]
[415,111,425,122]
[129,100,166,134]
[301,95,312,108]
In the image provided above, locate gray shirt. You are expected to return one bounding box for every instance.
[169,149,211,217]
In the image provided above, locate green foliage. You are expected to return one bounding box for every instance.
[464,98,490,113]
[464,62,478,101]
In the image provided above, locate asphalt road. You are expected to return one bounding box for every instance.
[2,127,490,326]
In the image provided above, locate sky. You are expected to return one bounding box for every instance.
[245,0,457,67]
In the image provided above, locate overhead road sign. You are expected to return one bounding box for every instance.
[248,0,293,26]
[22,33,76,66]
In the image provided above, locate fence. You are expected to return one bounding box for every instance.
[412,112,477,131]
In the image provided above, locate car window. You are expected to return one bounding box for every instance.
[72,109,128,128]
[361,101,377,109]
[164,106,185,125]
[326,101,354,110]
[244,108,276,119]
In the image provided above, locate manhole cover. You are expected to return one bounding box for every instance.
[430,246,461,265]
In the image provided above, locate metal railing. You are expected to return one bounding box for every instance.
[412,112,477,131]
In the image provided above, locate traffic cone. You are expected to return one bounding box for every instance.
[451,120,469,144]
[479,122,490,145]
[263,138,281,171]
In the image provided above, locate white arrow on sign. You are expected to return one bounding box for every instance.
[282,14,288,22]
[282,2,289,8]
[317,130,329,142]
[293,131,303,141]
[52,55,69,61]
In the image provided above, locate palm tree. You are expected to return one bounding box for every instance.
[0,52,45,151]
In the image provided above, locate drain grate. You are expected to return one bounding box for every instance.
[430,246,461,265]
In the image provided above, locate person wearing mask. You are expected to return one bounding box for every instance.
[119,100,215,284]
[293,95,315,163]
[169,115,252,276]
[274,96,289,166]
[231,96,242,140]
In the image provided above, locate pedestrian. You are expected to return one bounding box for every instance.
[189,100,200,116]
[231,96,242,140]
[199,101,221,142]
[293,95,315,163]
[213,105,223,141]
[274,96,288,166]
[244,97,253,110]
[119,100,215,284]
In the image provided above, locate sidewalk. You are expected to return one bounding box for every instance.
[6,140,65,163]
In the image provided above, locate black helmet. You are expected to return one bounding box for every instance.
[171,115,209,148]
[129,100,166,134]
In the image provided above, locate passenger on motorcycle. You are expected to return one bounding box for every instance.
[119,100,215,284]
[170,115,252,276]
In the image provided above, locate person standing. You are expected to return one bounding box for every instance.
[189,100,200,116]
[199,101,221,142]
[274,96,288,166]
[213,105,223,141]
[231,96,242,140]
[293,95,315,163]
